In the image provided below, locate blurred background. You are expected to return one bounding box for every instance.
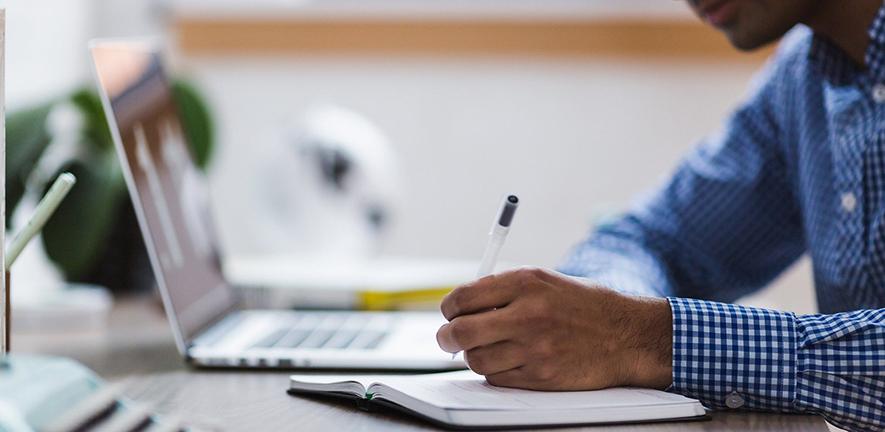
[1,0,816,318]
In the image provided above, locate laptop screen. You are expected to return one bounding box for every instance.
[90,41,236,347]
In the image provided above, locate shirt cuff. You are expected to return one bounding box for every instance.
[667,297,798,411]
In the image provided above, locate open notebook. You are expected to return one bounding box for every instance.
[289,370,707,429]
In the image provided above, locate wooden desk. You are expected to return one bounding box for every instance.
[119,370,829,432]
[16,296,831,431]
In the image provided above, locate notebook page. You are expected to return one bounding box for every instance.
[373,370,698,411]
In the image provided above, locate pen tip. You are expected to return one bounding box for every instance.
[498,195,519,227]
[59,172,77,185]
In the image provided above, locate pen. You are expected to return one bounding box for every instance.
[454,195,519,359]
[5,172,77,268]
[476,195,519,278]
[1,173,76,362]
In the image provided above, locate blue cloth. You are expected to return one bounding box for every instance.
[559,10,885,432]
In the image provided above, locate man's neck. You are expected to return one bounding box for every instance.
[803,0,882,66]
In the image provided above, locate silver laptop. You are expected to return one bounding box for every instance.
[89,40,464,370]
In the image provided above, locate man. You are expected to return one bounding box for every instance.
[435,1,885,431]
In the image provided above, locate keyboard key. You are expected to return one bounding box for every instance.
[348,330,388,350]
[322,330,359,349]
[298,329,335,349]
[275,329,310,348]
[250,328,288,348]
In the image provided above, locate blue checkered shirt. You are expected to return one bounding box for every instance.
[559,13,885,432]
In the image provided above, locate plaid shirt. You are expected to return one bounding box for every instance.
[560,10,885,432]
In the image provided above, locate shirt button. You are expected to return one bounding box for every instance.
[873,84,885,103]
[841,192,857,213]
[725,391,745,409]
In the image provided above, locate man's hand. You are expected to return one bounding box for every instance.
[436,267,673,391]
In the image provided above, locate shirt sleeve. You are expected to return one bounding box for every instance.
[669,297,885,432]
[558,52,804,302]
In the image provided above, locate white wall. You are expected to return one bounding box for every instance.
[182,55,816,314]
[0,0,96,109]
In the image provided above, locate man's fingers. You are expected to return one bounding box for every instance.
[436,308,516,353]
[484,367,531,389]
[440,275,516,321]
[463,340,525,376]
[441,269,546,320]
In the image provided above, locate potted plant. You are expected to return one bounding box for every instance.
[6,80,214,293]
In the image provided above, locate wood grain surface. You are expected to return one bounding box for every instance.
[18,296,828,431]
[118,369,829,432]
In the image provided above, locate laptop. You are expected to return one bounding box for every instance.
[89,40,465,370]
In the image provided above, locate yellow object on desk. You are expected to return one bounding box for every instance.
[357,286,454,311]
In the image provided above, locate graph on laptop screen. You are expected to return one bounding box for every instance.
[91,43,236,341]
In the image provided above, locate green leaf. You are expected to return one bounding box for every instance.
[172,79,214,169]
[69,89,114,153]
[40,156,126,280]
[5,104,54,228]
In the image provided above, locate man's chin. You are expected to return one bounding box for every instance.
[723,30,782,52]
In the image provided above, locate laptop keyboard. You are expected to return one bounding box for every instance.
[250,313,391,351]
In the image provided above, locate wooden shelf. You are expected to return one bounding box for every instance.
[173,17,775,61]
